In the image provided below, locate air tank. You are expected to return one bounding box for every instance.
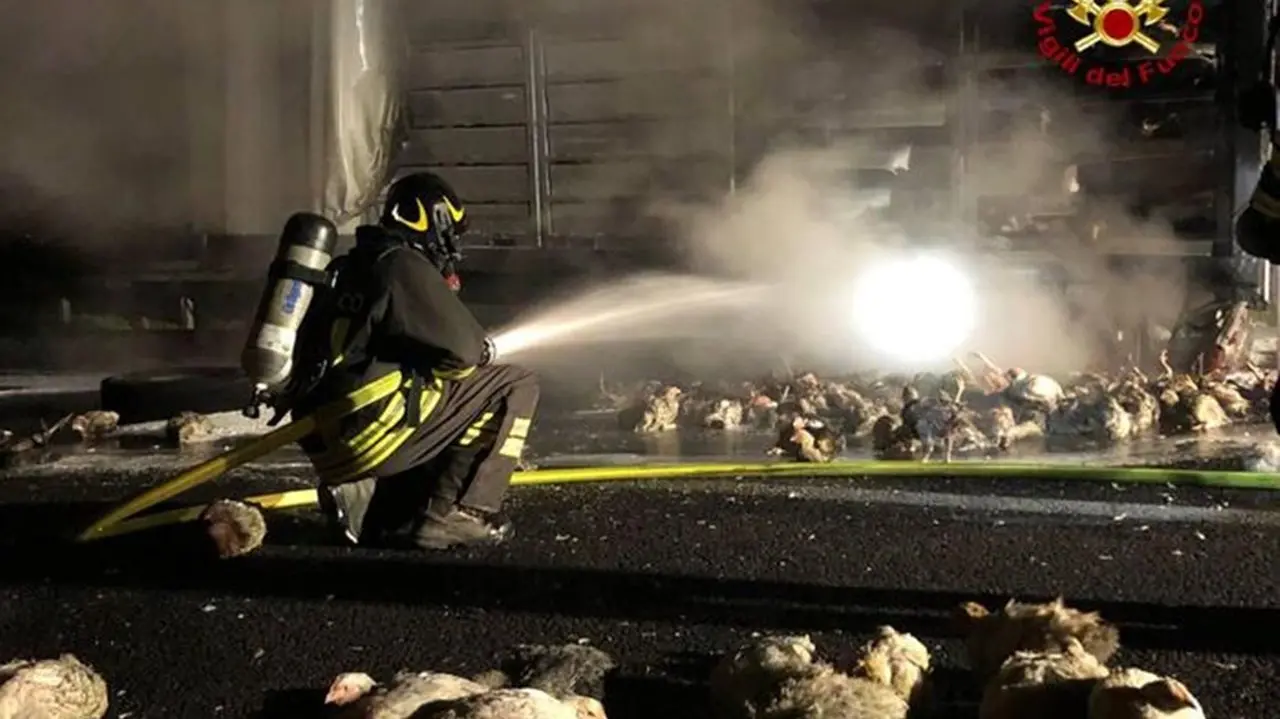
[240,212,338,398]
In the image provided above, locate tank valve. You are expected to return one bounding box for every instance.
[242,383,271,419]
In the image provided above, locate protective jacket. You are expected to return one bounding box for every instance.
[291,225,489,484]
[1238,146,1280,262]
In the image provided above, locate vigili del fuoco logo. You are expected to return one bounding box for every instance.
[1033,0,1204,88]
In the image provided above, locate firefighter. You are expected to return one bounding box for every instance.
[1236,137,1280,263]
[288,171,538,550]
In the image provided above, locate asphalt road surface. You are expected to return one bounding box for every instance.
[0,466,1277,719]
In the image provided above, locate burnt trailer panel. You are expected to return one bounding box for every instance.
[390,0,1257,288]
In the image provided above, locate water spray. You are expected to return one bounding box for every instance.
[488,274,770,360]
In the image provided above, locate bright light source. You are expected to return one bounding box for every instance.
[849,253,978,366]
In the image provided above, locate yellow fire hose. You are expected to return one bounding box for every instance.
[77,419,1280,543]
[76,370,407,541]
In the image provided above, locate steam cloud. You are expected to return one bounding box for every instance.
[0,0,1195,378]
[508,0,1193,379]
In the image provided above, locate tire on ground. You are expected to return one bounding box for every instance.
[99,367,252,425]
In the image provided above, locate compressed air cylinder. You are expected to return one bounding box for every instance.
[240,212,338,391]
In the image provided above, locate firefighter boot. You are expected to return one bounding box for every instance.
[412,503,514,550]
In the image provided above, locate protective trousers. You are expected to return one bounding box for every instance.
[319,363,539,544]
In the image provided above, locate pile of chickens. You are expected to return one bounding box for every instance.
[1,598,1204,718]
[601,351,1278,462]
[713,596,1203,719]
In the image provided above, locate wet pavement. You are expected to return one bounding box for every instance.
[1,405,1279,717]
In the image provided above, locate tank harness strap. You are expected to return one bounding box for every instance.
[270,259,330,286]
[403,369,425,428]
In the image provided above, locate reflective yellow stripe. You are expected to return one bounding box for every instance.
[310,391,407,473]
[319,424,413,485]
[313,379,444,484]
[457,411,496,446]
[329,317,352,366]
[308,371,404,425]
[508,417,531,440]
[1251,189,1280,220]
[498,436,526,459]
[433,366,476,380]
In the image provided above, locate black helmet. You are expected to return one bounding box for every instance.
[379,172,469,280]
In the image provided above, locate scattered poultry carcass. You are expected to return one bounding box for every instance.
[415,687,603,719]
[978,638,1110,719]
[1153,352,1230,435]
[849,626,932,705]
[1197,374,1252,419]
[62,411,119,444]
[166,411,214,447]
[745,390,781,430]
[899,384,973,463]
[953,598,1120,681]
[703,398,746,430]
[1046,391,1133,445]
[871,414,914,459]
[324,670,489,719]
[790,373,829,415]
[769,415,843,463]
[1108,370,1160,436]
[971,352,1065,417]
[200,499,267,559]
[1237,361,1277,418]
[709,635,818,719]
[0,654,109,719]
[820,382,886,437]
[708,631,925,719]
[618,385,682,433]
[980,405,1044,451]
[1088,667,1205,719]
[487,644,616,702]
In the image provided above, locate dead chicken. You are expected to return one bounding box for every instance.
[630,385,682,433]
[900,384,965,463]
[1046,392,1133,445]
[791,372,828,413]
[745,390,781,430]
[63,411,119,444]
[0,654,109,719]
[953,598,1120,681]
[769,415,842,463]
[485,644,616,702]
[1088,667,1204,719]
[978,638,1110,719]
[1197,374,1251,419]
[708,633,919,719]
[1108,371,1160,437]
[821,382,887,437]
[166,411,214,447]
[849,625,932,706]
[415,687,603,719]
[703,398,746,430]
[1237,361,1276,418]
[981,404,1044,451]
[971,352,1065,414]
[709,634,818,719]
[200,499,267,559]
[324,670,489,719]
[871,414,915,460]
[1153,351,1230,435]
[1155,388,1229,436]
